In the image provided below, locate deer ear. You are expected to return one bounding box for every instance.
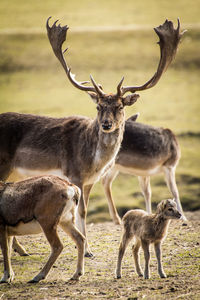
[122,93,140,106]
[156,199,167,214]
[88,92,99,104]
[127,112,140,122]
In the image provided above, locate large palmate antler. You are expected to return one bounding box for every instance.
[47,17,185,98]
[118,19,186,96]
[46,17,105,96]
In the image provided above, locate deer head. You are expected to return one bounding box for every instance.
[46,17,185,133]
[157,199,182,219]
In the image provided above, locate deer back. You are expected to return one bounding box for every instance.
[116,121,180,170]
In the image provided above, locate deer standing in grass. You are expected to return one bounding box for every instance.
[116,199,182,279]
[102,115,187,224]
[0,18,184,256]
[0,175,85,283]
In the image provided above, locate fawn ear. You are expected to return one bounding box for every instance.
[88,92,98,104]
[156,200,167,214]
[122,93,140,106]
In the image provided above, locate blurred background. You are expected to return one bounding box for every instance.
[0,0,199,222]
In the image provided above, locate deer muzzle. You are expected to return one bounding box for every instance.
[102,120,113,131]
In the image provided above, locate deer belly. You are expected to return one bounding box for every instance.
[16,167,67,180]
[14,147,60,172]
[116,164,163,176]
[7,220,42,236]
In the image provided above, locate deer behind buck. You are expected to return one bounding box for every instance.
[0,18,185,256]
[102,115,187,224]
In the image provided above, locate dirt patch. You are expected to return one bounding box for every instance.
[0,211,200,299]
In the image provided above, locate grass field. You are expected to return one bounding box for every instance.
[0,0,200,223]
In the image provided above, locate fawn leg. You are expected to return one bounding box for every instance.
[132,239,143,277]
[141,240,150,279]
[116,230,133,278]
[154,241,166,278]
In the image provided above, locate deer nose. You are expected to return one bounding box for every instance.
[102,120,112,131]
[177,211,182,219]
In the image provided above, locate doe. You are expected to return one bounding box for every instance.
[116,199,182,279]
[0,175,85,283]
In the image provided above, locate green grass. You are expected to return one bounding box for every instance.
[0,0,199,30]
[0,0,200,221]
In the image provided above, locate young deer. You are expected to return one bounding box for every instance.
[0,175,85,283]
[0,18,184,256]
[102,115,186,225]
[116,199,182,280]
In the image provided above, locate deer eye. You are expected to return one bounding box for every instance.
[96,105,100,111]
[116,105,123,111]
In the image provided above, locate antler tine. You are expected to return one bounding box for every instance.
[120,19,185,95]
[90,75,105,96]
[46,17,99,93]
[116,76,124,96]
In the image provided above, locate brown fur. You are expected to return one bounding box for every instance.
[0,91,138,257]
[102,119,186,225]
[116,199,182,279]
[1,18,184,258]
[0,175,85,283]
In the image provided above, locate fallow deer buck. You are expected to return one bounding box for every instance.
[102,115,187,225]
[0,18,185,256]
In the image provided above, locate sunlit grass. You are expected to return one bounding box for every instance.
[0,0,199,30]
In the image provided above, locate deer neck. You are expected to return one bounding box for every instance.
[153,214,170,239]
[83,118,124,185]
[95,120,124,164]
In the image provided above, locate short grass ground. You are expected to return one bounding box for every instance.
[0,211,200,299]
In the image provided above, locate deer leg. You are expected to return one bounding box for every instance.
[141,240,150,279]
[0,226,15,283]
[12,236,29,256]
[154,241,166,278]
[102,168,121,225]
[116,230,133,278]
[75,185,92,257]
[163,166,187,221]
[132,239,143,277]
[138,176,152,213]
[59,220,85,280]
[28,225,63,283]
[84,184,93,209]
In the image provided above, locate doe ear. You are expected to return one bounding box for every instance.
[123,93,140,106]
[127,112,140,122]
[88,92,99,104]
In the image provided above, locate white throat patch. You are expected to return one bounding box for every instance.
[67,186,75,199]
